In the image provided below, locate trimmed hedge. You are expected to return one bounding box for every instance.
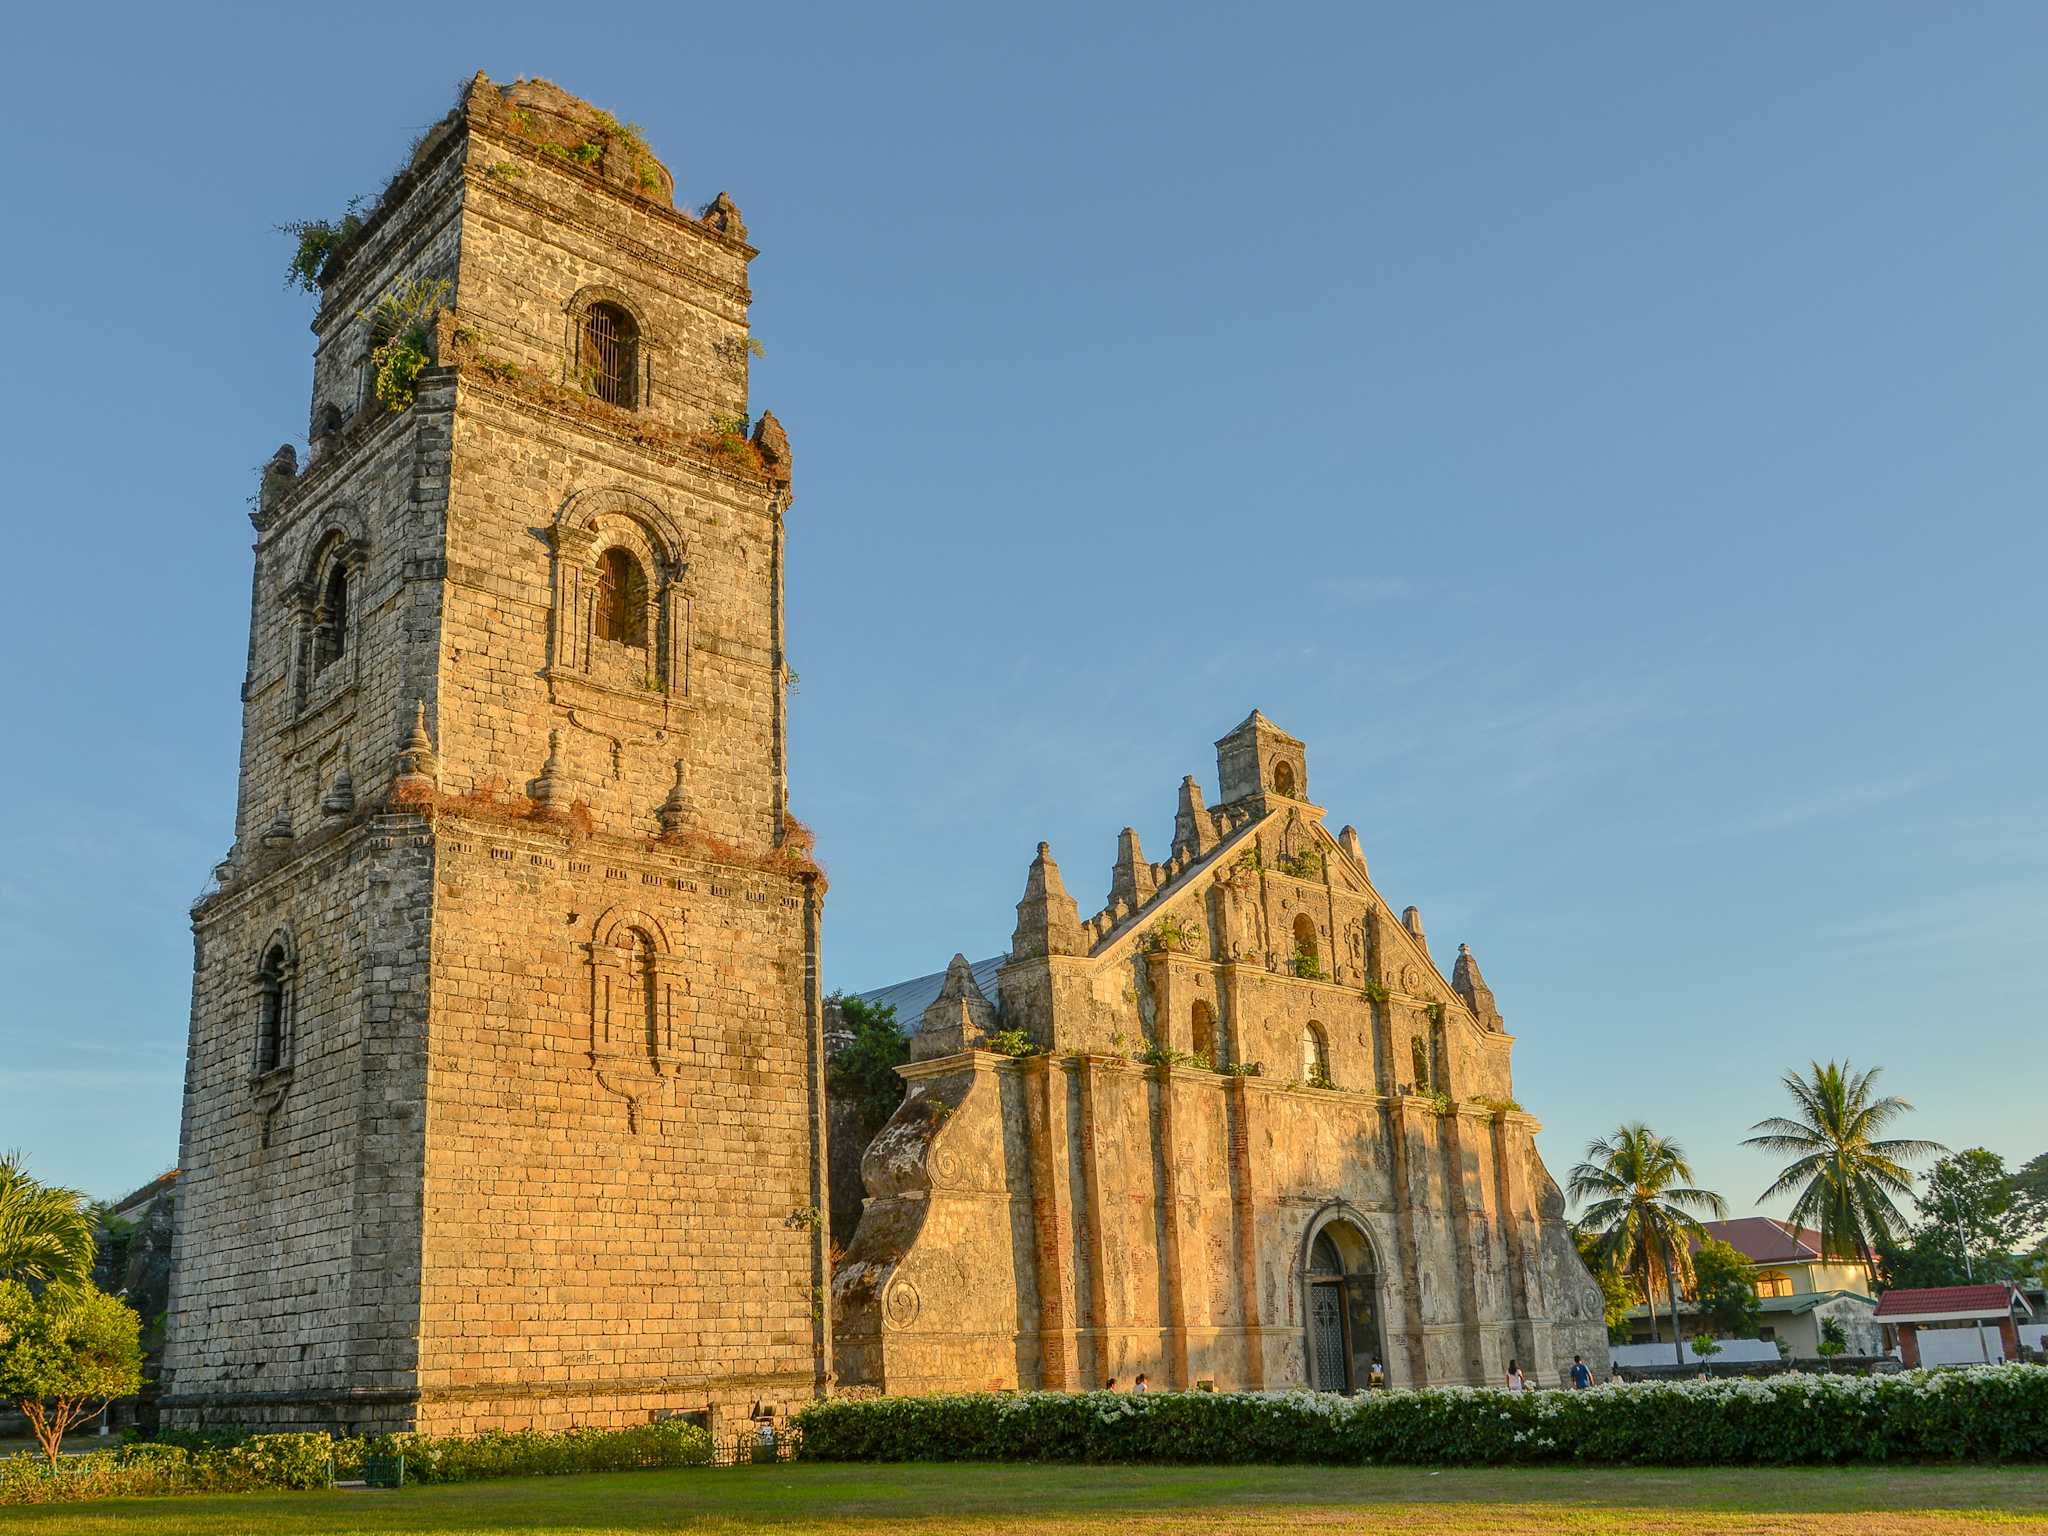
[0,1419,712,1505]
[793,1366,2048,1467]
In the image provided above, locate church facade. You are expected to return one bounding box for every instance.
[833,712,1609,1393]
[164,76,829,1435]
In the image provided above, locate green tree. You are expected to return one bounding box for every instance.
[1568,1124,1728,1367]
[1689,1237,1763,1338]
[827,993,908,1145]
[1879,1228,1968,1290]
[0,1151,94,1293]
[1915,1148,2026,1278]
[1574,1229,1640,1343]
[0,1279,145,1466]
[2011,1151,2048,1238]
[1743,1060,1944,1269]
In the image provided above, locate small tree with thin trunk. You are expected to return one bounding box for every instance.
[0,1279,144,1467]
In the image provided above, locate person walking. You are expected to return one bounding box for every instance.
[1133,1373,1149,1394]
[1505,1359,1526,1392]
[1570,1354,1593,1390]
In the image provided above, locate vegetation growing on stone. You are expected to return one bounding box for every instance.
[360,278,449,413]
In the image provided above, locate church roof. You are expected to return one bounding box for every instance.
[856,954,1008,1032]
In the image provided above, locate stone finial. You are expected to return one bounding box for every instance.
[258,444,298,510]
[751,411,791,486]
[911,953,1000,1061]
[657,760,689,837]
[1110,827,1157,911]
[700,190,748,241]
[1172,775,1210,859]
[321,751,355,817]
[528,729,569,818]
[1010,842,1086,959]
[1453,943,1505,1032]
[1337,825,1367,877]
[1401,904,1427,951]
[259,808,295,848]
[395,700,439,786]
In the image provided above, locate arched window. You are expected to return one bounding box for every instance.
[582,301,639,408]
[1756,1269,1793,1299]
[314,561,349,672]
[1273,759,1297,797]
[1302,1022,1330,1085]
[1191,999,1217,1065]
[1410,1035,1431,1092]
[255,940,291,1075]
[315,403,345,437]
[1292,913,1321,978]
[594,547,648,645]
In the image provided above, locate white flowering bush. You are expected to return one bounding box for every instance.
[793,1366,2048,1466]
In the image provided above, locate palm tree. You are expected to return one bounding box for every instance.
[1744,1060,1945,1272]
[0,1151,95,1292]
[1568,1124,1728,1367]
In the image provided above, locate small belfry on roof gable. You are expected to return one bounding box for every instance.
[1453,943,1504,1032]
[1011,842,1086,959]
[1336,825,1367,878]
[1214,708,1308,805]
[911,953,999,1061]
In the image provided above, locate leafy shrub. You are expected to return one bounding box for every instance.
[4,1420,712,1506]
[360,277,450,413]
[380,1418,712,1483]
[987,1029,1041,1059]
[793,1367,2048,1467]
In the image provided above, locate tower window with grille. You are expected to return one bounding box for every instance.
[595,547,649,646]
[581,302,639,408]
[255,941,291,1074]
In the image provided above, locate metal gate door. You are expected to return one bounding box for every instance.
[1311,1282,1349,1391]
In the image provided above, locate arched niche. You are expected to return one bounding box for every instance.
[546,487,691,717]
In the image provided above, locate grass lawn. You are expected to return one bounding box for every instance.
[5,1462,2047,1536]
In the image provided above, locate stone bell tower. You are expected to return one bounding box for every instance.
[165,75,829,1435]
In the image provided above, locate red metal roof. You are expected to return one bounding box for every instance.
[1696,1217,1830,1265]
[1873,1284,2021,1320]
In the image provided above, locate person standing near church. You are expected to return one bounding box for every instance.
[1505,1359,1526,1392]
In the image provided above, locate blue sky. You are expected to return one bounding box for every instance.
[2,3,2041,1218]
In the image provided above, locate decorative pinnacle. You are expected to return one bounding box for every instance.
[321,749,355,816]
[529,729,568,816]
[1011,842,1085,960]
[395,700,438,783]
[658,759,689,836]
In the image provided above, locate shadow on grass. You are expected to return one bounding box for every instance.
[4,1462,2046,1535]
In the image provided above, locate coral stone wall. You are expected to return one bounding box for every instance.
[170,74,826,1435]
[416,820,824,1432]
